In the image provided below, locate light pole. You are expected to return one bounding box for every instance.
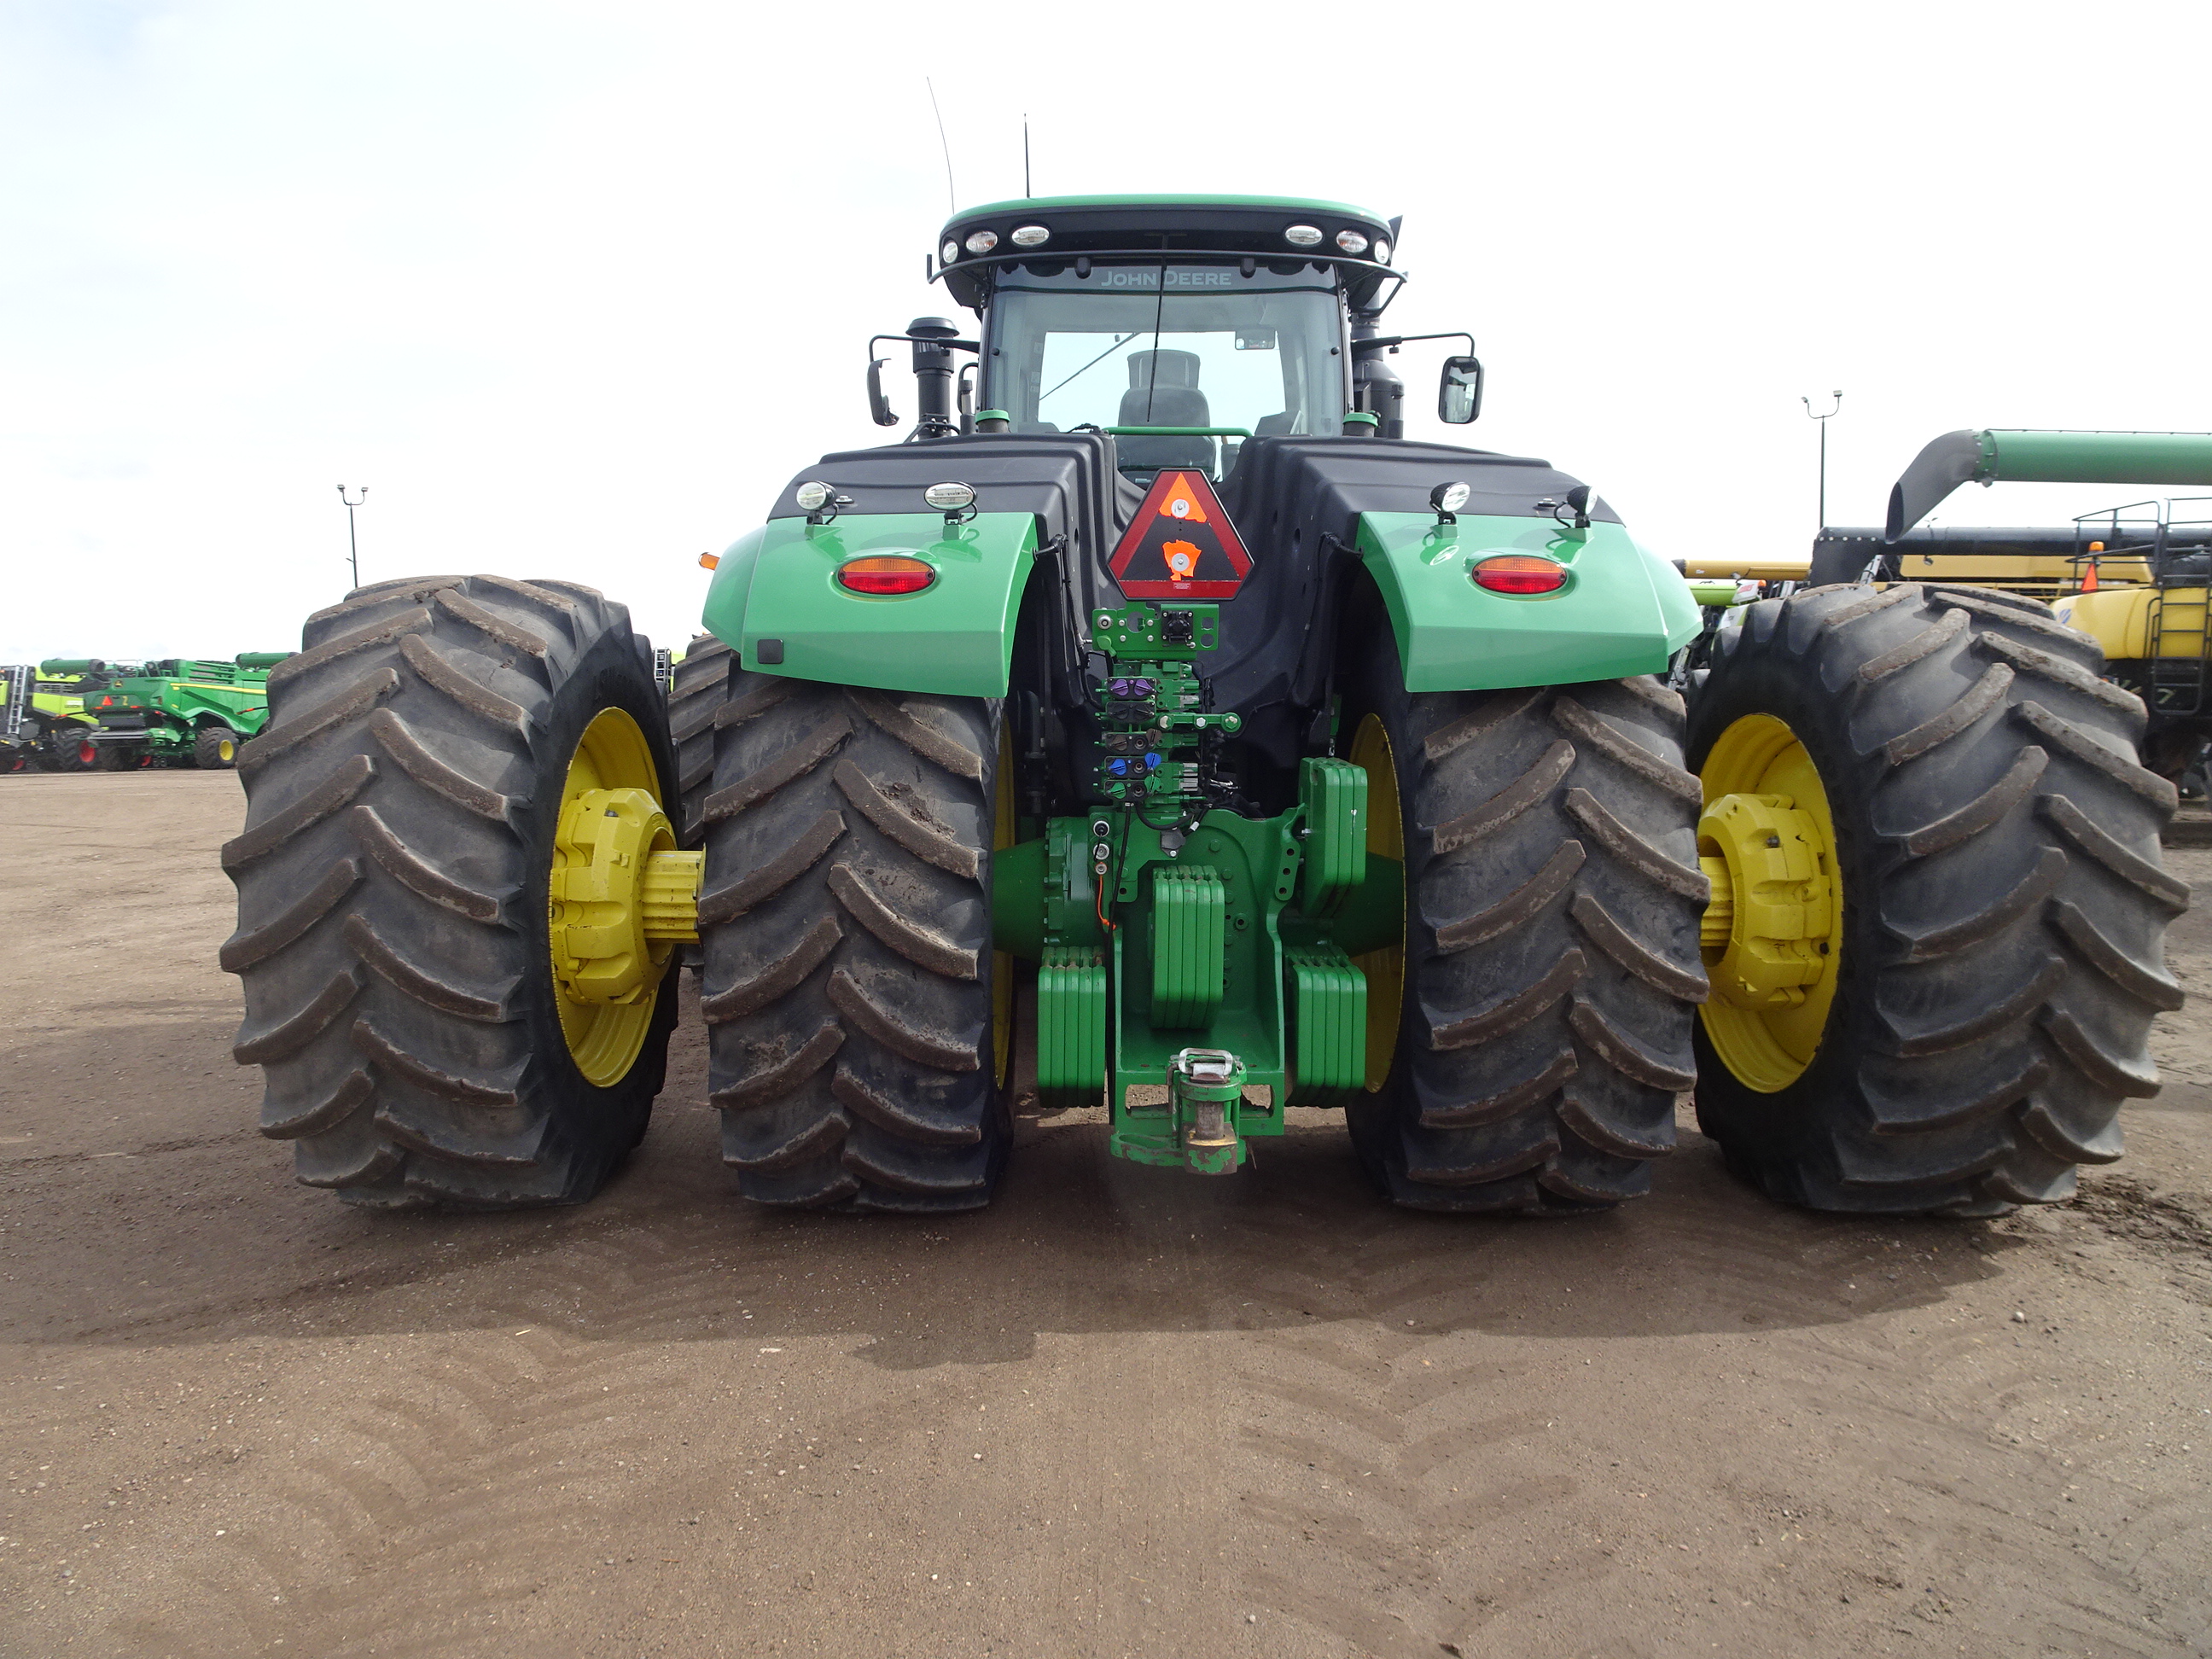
[336,485,367,591]
[1801,391,1842,531]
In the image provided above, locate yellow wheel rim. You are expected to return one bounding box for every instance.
[218,737,236,763]
[1349,713,1406,1092]
[548,707,675,1087]
[992,719,1016,1089]
[1697,713,1843,1092]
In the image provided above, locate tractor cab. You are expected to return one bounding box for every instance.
[983,262,1347,478]
[891,195,1477,480]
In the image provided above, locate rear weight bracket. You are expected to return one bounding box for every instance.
[1297,756,1365,916]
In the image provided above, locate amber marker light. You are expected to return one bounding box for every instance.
[1471,554,1569,595]
[836,556,936,596]
[698,550,720,570]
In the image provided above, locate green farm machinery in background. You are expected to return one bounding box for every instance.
[84,655,285,769]
[1,661,112,773]
[223,193,2182,1226]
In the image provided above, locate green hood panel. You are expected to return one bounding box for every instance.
[1355,513,1702,692]
[701,513,1039,697]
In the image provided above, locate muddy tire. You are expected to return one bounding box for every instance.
[221,573,678,1208]
[194,724,241,771]
[667,634,733,847]
[699,672,1010,1211]
[1341,610,1708,1213]
[1687,582,2184,1214]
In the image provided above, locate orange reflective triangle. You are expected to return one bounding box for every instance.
[1158,474,1210,525]
[1109,469,1251,600]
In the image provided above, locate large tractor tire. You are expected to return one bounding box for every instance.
[195,724,241,770]
[221,573,679,1208]
[1340,611,1708,1213]
[698,671,1012,1210]
[45,721,101,773]
[1687,582,2183,1214]
[667,634,732,847]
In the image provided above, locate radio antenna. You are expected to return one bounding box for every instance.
[926,78,956,213]
[1023,114,1033,197]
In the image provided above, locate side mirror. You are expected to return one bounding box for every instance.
[1438,356,1484,424]
[866,358,898,428]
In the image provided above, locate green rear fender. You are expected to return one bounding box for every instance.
[699,513,1039,697]
[1355,512,1701,691]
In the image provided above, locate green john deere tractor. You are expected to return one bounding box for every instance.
[222,194,2182,1216]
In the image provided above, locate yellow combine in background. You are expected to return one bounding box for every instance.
[1677,430,2212,781]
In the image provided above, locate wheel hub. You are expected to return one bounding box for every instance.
[549,786,701,1006]
[1694,713,1845,1093]
[1698,790,1835,1010]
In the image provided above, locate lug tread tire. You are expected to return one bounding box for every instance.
[1688,582,2182,1215]
[46,721,100,772]
[1348,639,1706,1214]
[668,633,734,847]
[701,671,1009,1212]
[223,573,678,1209]
[195,723,241,770]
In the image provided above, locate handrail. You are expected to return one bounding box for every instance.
[1103,426,1252,439]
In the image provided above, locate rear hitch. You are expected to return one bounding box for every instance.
[1169,1048,1247,1174]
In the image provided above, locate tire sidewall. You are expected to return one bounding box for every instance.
[515,632,682,1167]
[1685,613,1879,1178]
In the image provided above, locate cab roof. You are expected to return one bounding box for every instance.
[935,195,1400,313]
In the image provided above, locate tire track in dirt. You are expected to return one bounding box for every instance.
[1219,1144,2212,1657]
[107,1223,758,1655]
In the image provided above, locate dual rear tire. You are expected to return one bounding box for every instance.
[1334,577,2180,1217]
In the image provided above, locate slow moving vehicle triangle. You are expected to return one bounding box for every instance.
[1109,469,1252,600]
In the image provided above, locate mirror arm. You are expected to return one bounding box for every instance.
[1351,330,1475,356]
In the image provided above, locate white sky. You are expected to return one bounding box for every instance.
[3,0,2206,663]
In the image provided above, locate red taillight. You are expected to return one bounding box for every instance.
[1471,554,1569,595]
[836,556,935,596]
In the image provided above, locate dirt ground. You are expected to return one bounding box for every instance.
[3,771,2208,1658]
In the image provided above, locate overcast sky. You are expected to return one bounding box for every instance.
[3,0,2206,664]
